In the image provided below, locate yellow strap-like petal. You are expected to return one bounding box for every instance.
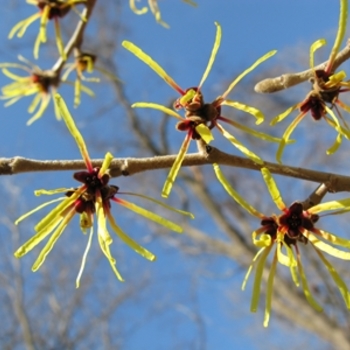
[216,122,264,165]
[31,208,75,271]
[114,197,183,233]
[99,152,114,177]
[26,93,51,126]
[214,163,264,218]
[250,245,273,313]
[195,123,214,144]
[263,250,277,328]
[296,251,323,311]
[118,192,194,219]
[129,0,148,15]
[313,228,350,249]
[326,0,348,72]
[270,104,298,126]
[326,133,342,155]
[222,100,264,125]
[132,102,183,121]
[305,231,350,260]
[261,168,285,211]
[76,226,94,288]
[15,197,65,225]
[198,22,221,89]
[162,133,191,198]
[241,247,265,291]
[122,41,184,94]
[54,93,93,171]
[221,50,277,100]
[308,197,350,214]
[309,39,327,69]
[107,211,156,261]
[313,245,350,308]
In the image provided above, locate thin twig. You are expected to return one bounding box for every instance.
[255,39,350,93]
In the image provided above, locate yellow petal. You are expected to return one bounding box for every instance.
[54,19,67,60]
[26,94,51,126]
[305,231,350,260]
[34,186,85,233]
[275,111,305,164]
[326,133,342,155]
[107,211,156,261]
[270,104,298,126]
[250,245,273,313]
[162,133,191,198]
[195,123,214,144]
[114,197,183,233]
[263,250,277,327]
[122,41,184,95]
[309,39,327,69]
[216,122,264,165]
[242,247,265,291]
[76,226,94,288]
[198,22,221,88]
[99,152,114,177]
[213,163,264,218]
[132,102,183,121]
[296,251,323,311]
[313,228,350,249]
[15,197,65,225]
[8,12,41,39]
[326,0,348,72]
[260,168,285,211]
[54,93,93,171]
[313,246,350,308]
[31,209,75,271]
[308,198,350,214]
[96,197,124,281]
[118,192,194,219]
[129,0,148,15]
[221,50,277,100]
[222,100,264,125]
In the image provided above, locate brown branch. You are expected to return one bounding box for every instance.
[255,39,350,93]
[52,0,97,74]
[1,147,350,193]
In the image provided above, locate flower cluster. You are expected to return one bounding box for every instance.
[9,0,85,59]
[271,0,350,163]
[123,22,281,197]
[14,94,193,286]
[0,57,61,125]
[214,165,350,326]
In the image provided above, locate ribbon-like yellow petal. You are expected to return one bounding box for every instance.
[195,123,214,144]
[214,163,264,218]
[309,39,327,69]
[222,100,264,125]
[132,102,183,121]
[54,93,93,171]
[198,22,221,89]
[122,41,184,94]
[308,198,350,214]
[76,226,94,288]
[114,197,183,233]
[162,133,191,198]
[326,0,348,73]
[107,211,156,261]
[221,50,277,100]
[261,168,285,211]
[263,250,277,328]
[270,104,298,126]
[216,122,264,165]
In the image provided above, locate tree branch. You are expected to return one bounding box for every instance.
[1,147,350,193]
[255,39,350,93]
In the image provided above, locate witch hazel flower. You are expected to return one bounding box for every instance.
[61,52,120,108]
[123,22,280,197]
[214,164,350,327]
[271,0,350,163]
[0,56,61,125]
[14,93,194,286]
[9,0,86,59]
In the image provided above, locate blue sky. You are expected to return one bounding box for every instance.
[0,1,349,349]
